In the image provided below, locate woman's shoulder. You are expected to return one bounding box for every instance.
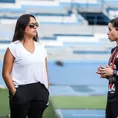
[9,40,20,46]
[8,40,21,50]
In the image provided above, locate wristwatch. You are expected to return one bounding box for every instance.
[113,70,117,76]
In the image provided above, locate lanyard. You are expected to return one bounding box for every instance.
[109,48,118,69]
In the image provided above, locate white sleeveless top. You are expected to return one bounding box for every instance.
[8,40,48,89]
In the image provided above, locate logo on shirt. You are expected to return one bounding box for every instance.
[108,83,115,93]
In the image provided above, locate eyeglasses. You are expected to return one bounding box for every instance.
[28,22,39,28]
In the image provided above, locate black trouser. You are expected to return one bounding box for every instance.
[106,101,118,118]
[9,82,49,118]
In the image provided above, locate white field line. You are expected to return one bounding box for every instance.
[56,109,64,118]
[73,113,104,117]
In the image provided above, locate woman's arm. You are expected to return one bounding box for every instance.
[45,57,49,89]
[2,48,16,95]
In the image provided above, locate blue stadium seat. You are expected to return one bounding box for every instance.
[0,0,15,3]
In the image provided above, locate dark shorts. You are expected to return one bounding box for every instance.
[106,101,118,118]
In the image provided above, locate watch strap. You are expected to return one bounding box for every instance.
[113,70,117,76]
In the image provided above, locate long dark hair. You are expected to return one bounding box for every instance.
[12,14,38,42]
[110,17,118,30]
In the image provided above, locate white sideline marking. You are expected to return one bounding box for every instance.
[56,109,64,118]
[73,113,104,117]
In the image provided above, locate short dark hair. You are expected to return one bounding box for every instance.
[110,17,118,30]
[12,14,38,42]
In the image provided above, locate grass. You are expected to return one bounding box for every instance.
[0,88,58,118]
[51,96,107,109]
[43,101,58,118]
[0,89,9,117]
[0,88,107,118]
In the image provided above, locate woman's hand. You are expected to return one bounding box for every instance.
[96,65,113,78]
[99,64,113,77]
[96,65,105,77]
[11,88,16,96]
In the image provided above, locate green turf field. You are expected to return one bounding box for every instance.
[0,88,107,118]
[0,88,58,118]
[51,96,107,109]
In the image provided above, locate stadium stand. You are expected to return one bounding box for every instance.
[0,1,118,117]
[0,0,117,53]
[0,0,117,72]
[0,0,16,3]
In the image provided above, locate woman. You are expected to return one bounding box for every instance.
[97,17,118,118]
[2,14,49,118]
